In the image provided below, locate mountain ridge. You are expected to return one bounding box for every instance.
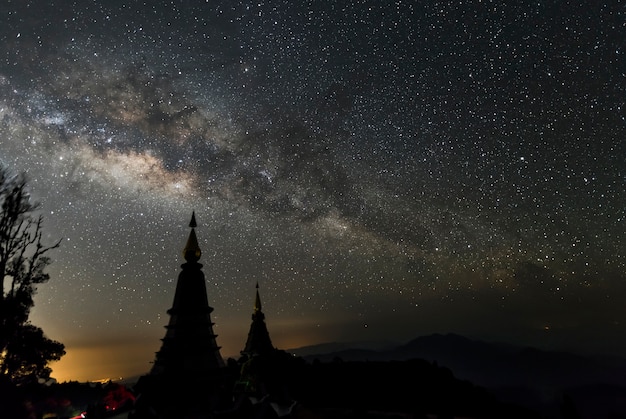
[287,333,626,388]
[287,333,626,417]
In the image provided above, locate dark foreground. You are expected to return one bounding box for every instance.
[1,354,545,419]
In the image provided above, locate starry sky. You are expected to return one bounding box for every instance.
[0,1,624,382]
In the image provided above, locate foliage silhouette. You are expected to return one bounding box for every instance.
[0,164,64,384]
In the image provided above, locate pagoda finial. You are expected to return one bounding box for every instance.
[254,281,262,313]
[183,212,201,262]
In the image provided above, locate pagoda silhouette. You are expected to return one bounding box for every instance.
[131,212,231,419]
[242,282,275,357]
[151,211,225,376]
[234,282,297,416]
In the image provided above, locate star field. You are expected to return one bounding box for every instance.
[0,1,624,381]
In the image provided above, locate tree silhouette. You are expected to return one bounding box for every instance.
[0,164,64,384]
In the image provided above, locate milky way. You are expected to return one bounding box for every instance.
[0,1,624,381]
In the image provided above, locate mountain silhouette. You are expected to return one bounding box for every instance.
[288,333,626,418]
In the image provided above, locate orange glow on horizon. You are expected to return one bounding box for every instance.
[50,342,158,383]
[50,322,332,382]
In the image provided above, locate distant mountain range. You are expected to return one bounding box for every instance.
[287,333,626,418]
[288,333,626,387]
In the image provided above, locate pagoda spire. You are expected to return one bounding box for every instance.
[242,281,275,356]
[254,281,262,313]
[183,211,201,262]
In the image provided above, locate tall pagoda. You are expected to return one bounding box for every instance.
[151,211,225,375]
[132,212,229,418]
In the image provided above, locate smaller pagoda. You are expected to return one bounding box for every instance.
[241,282,275,357]
[235,282,296,416]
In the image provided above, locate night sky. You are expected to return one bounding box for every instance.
[1,1,624,382]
